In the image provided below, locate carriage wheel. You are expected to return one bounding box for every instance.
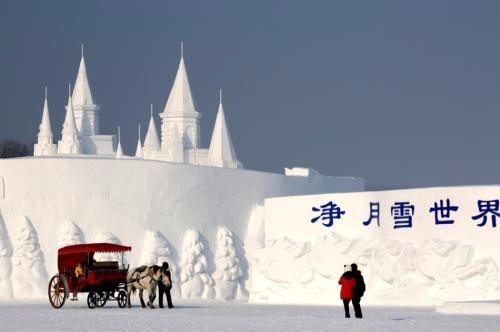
[96,292,108,308]
[117,290,127,308]
[87,291,97,309]
[48,274,68,309]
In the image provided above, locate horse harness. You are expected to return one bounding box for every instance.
[128,268,164,285]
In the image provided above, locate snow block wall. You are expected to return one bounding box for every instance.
[248,186,500,305]
[0,157,362,300]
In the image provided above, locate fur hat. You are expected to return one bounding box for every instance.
[344,264,352,272]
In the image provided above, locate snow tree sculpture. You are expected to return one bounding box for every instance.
[179,229,215,299]
[58,220,85,247]
[12,216,48,298]
[212,226,245,300]
[0,212,13,298]
[140,230,180,296]
[94,232,126,265]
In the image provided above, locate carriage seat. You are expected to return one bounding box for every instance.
[92,261,119,270]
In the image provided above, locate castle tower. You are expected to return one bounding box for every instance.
[70,45,100,136]
[33,88,57,156]
[159,43,201,153]
[57,84,81,154]
[207,90,239,168]
[143,105,161,159]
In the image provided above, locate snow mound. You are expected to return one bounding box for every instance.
[212,226,246,300]
[179,229,215,299]
[436,301,500,315]
[11,216,48,299]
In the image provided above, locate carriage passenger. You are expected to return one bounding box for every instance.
[72,263,85,300]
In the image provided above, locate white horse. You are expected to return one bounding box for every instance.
[127,265,171,308]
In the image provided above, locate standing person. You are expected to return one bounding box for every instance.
[338,264,356,318]
[351,263,365,318]
[158,262,174,309]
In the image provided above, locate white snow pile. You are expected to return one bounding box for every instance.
[179,229,215,299]
[212,226,246,300]
[436,301,500,315]
[0,212,13,299]
[140,230,180,296]
[251,233,500,305]
[11,216,48,299]
[58,220,85,247]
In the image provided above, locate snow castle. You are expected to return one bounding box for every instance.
[0,46,363,301]
[33,44,241,168]
[1,45,498,306]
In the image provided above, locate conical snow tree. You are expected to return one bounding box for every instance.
[140,230,180,296]
[94,232,126,265]
[179,229,215,299]
[11,216,48,298]
[212,226,245,300]
[0,212,13,299]
[58,220,85,247]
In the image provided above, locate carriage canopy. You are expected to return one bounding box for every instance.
[57,243,131,273]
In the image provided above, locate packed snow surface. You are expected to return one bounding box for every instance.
[0,301,498,332]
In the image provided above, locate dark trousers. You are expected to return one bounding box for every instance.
[158,282,173,308]
[352,297,362,318]
[342,299,351,317]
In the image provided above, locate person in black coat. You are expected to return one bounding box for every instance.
[158,261,174,309]
[351,263,365,318]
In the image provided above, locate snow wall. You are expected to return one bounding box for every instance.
[248,186,500,306]
[0,157,363,300]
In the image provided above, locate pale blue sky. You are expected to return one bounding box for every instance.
[1,1,500,189]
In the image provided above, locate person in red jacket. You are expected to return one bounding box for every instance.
[338,264,356,318]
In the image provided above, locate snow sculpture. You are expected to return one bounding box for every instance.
[251,233,500,305]
[93,232,125,264]
[140,230,180,296]
[58,220,85,247]
[179,229,215,299]
[0,211,13,298]
[33,88,57,156]
[11,216,48,298]
[212,226,245,300]
[254,237,313,286]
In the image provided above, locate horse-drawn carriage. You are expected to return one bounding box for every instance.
[48,243,131,309]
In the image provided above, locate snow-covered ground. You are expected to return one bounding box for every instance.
[0,300,498,332]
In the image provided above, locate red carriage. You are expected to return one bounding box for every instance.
[48,243,131,309]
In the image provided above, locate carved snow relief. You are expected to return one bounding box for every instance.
[251,233,500,305]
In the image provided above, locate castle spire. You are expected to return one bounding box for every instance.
[38,87,53,138]
[159,43,201,152]
[116,126,124,158]
[33,87,57,156]
[62,84,79,135]
[70,45,101,136]
[57,84,81,154]
[162,44,198,117]
[135,124,143,158]
[143,104,160,158]
[207,91,239,168]
[72,46,95,107]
